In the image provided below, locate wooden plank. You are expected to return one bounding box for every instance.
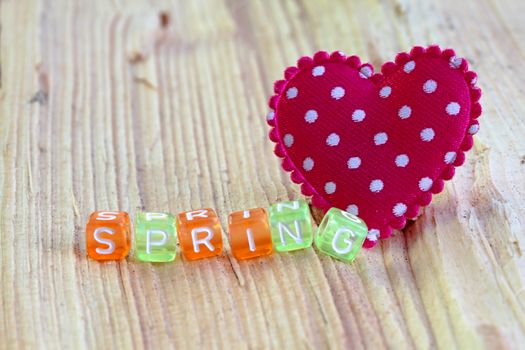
[0,0,524,348]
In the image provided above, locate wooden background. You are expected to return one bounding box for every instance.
[1,0,524,349]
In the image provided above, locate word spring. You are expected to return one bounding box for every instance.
[85,200,368,263]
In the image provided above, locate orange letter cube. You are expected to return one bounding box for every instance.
[176,208,223,260]
[86,211,131,260]
[228,208,272,260]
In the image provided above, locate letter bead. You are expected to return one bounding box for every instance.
[176,208,223,260]
[315,208,368,262]
[134,212,177,262]
[268,200,313,252]
[228,208,272,260]
[86,211,131,260]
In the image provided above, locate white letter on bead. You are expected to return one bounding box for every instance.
[146,230,168,254]
[246,228,256,252]
[96,212,119,221]
[242,211,256,251]
[145,212,168,221]
[276,201,299,212]
[186,209,208,221]
[94,227,116,254]
[331,228,356,254]
[191,227,215,253]
[278,221,303,245]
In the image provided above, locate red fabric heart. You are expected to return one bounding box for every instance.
[266,46,482,248]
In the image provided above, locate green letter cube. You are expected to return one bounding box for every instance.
[315,208,368,262]
[268,200,313,252]
[134,212,177,262]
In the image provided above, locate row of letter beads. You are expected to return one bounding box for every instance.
[85,200,368,263]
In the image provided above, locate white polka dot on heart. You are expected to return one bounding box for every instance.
[325,182,336,194]
[367,229,380,241]
[347,157,361,169]
[444,151,457,164]
[304,109,318,123]
[449,56,462,69]
[303,157,314,171]
[312,66,325,77]
[283,134,294,147]
[286,87,298,99]
[266,111,275,121]
[398,105,411,119]
[352,109,366,122]
[395,154,409,167]
[370,179,384,193]
[419,177,433,191]
[379,86,391,98]
[446,102,461,116]
[423,79,437,93]
[374,132,388,145]
[346,204,358,216]
[393,203,407,217]
[420,128,435,142]
[326,133,340,146]
[331,86,345,100]
[404,61,415,73]
[359,66,372,78]
[468,124,479,135]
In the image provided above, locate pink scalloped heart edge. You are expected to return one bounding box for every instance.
[266,45,482,248]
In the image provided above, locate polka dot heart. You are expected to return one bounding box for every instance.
[267,46,482,248]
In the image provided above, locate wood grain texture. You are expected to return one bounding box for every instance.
[1,0,524,348]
